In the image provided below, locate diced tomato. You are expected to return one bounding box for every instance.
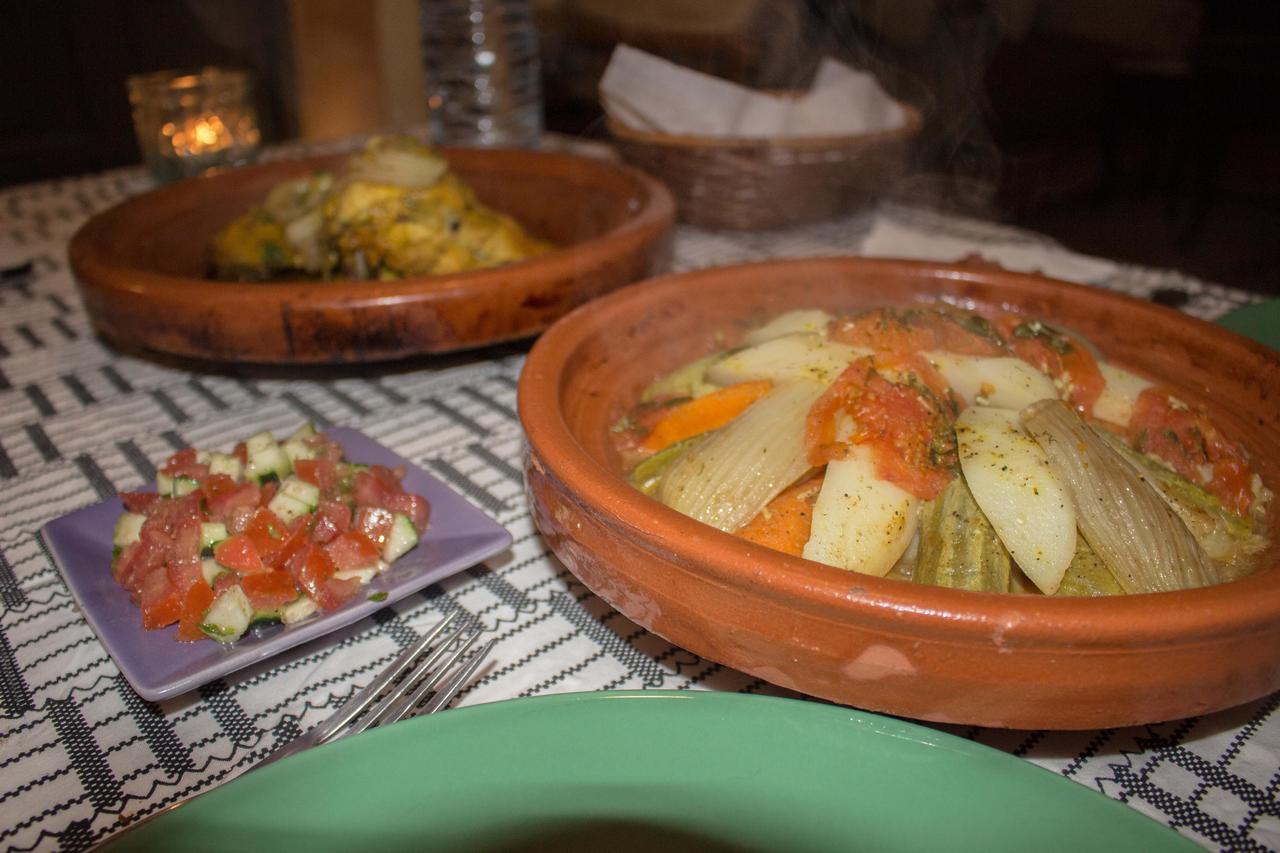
[120,491,161,513]
[171,517,202,565]
[324,530,382,570]
[310,499,351,544]
[205,480,261,521]
[267,516,315,571]
[233,441,249,467]
[259,479,280,506]
[307,434,345,463]
[212,534,266,574]
[160,448,198,472]
[295,458,339,493]
[115,526,172,589]
[287,544,336,599]
[244,507,289,561]
[315,576,362,611]
[201,473,237,500]
[167,557,206,595]
[386,492,430,534]
[176,583,215,642]
[139,569,182,630]
[242,570,300,611]
[211,572,240,596]
[143,492,202,527]
[353,505,396,548]
[353,470,392,509]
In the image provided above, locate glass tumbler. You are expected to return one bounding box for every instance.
[420,0,543,148]
[126,67,262,183]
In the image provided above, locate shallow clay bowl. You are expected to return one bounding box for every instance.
[518,257,1280,730]
[68,148,675,364]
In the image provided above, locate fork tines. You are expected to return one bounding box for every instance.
[257,615,492,769]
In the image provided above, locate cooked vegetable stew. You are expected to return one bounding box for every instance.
[614,306,1271,595]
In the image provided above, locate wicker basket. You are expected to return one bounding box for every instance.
[608,104,922,231]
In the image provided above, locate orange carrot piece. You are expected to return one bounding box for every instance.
[736,475,824,557]
[641,380,773,453]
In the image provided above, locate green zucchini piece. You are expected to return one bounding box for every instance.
[915,476,1012,592]
[628,435,702,496]
[1056,537,1125,597]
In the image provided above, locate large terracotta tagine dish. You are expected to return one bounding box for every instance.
[517,257,1280,730]
[68,148,675,364]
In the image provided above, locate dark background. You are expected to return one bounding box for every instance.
[2,0,1276,293]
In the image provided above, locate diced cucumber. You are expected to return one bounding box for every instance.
[245,430,278,456]
[286,422,318,442]
[381,513,419,563]
[278,476,321,509]
[200,522,229,556]
[249,605,284,628]
[156,471,174,496]
[172,475,200,497]
[113,512,146,548]
[199,585,253,644]
[267,492,310,525]
[334,566,379,585]
[243,430,293,484]
[282,438,318,465]
[208,451,243,482]
[280,595,319,625]
[201,557,230,586]
[196,450,211,465]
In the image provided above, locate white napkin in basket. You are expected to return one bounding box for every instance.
[600,44,906,138]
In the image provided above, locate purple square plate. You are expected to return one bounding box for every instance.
[42,427,512,701]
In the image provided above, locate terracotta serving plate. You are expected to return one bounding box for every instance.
[518,257,1280,730]
[68,148,675,363]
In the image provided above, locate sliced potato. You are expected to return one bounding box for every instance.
[802,446,920,576]
[743,309,834,345]
[955,406,1076,594]
[925,352,1056,410]
[1092,362,1154,428]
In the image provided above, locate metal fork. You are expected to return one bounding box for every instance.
[257,613,494,769]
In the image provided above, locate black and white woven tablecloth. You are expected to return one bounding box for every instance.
[0,149,1274,852]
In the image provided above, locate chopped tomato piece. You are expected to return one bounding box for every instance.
[316,576,362,611]
[206,481,262,521]
[167,557,206,595]
[139,569,182,630]
[324,530,382,570]
[386,492,430,534]
[268,516,315,571]
[354,506,396,548]
[259,480,280,506]
[287,544,336,599]
[295,458,339,493]
[120,491,161,513]
[353,470,392,509]
[176,583,216,642]
[242,571,300,611]
[244,507,289,560]
[311,498,352,544]
[233,441,249,467]
[212,534,266,574]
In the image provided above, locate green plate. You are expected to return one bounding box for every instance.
[108,691,1195,852]
[1216,299,1280,350]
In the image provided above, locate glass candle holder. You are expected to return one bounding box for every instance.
[127,67,262,183]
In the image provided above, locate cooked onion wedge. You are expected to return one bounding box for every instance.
[707,333,866,387]
[1020,399,1219,593]
[743,309,834,345]
[658,380,825,532]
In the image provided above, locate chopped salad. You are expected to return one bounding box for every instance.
[112,424,430,643]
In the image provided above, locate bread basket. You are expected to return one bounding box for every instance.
[607,103,922,231]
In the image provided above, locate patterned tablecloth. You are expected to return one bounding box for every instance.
[0,142,1275,852]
